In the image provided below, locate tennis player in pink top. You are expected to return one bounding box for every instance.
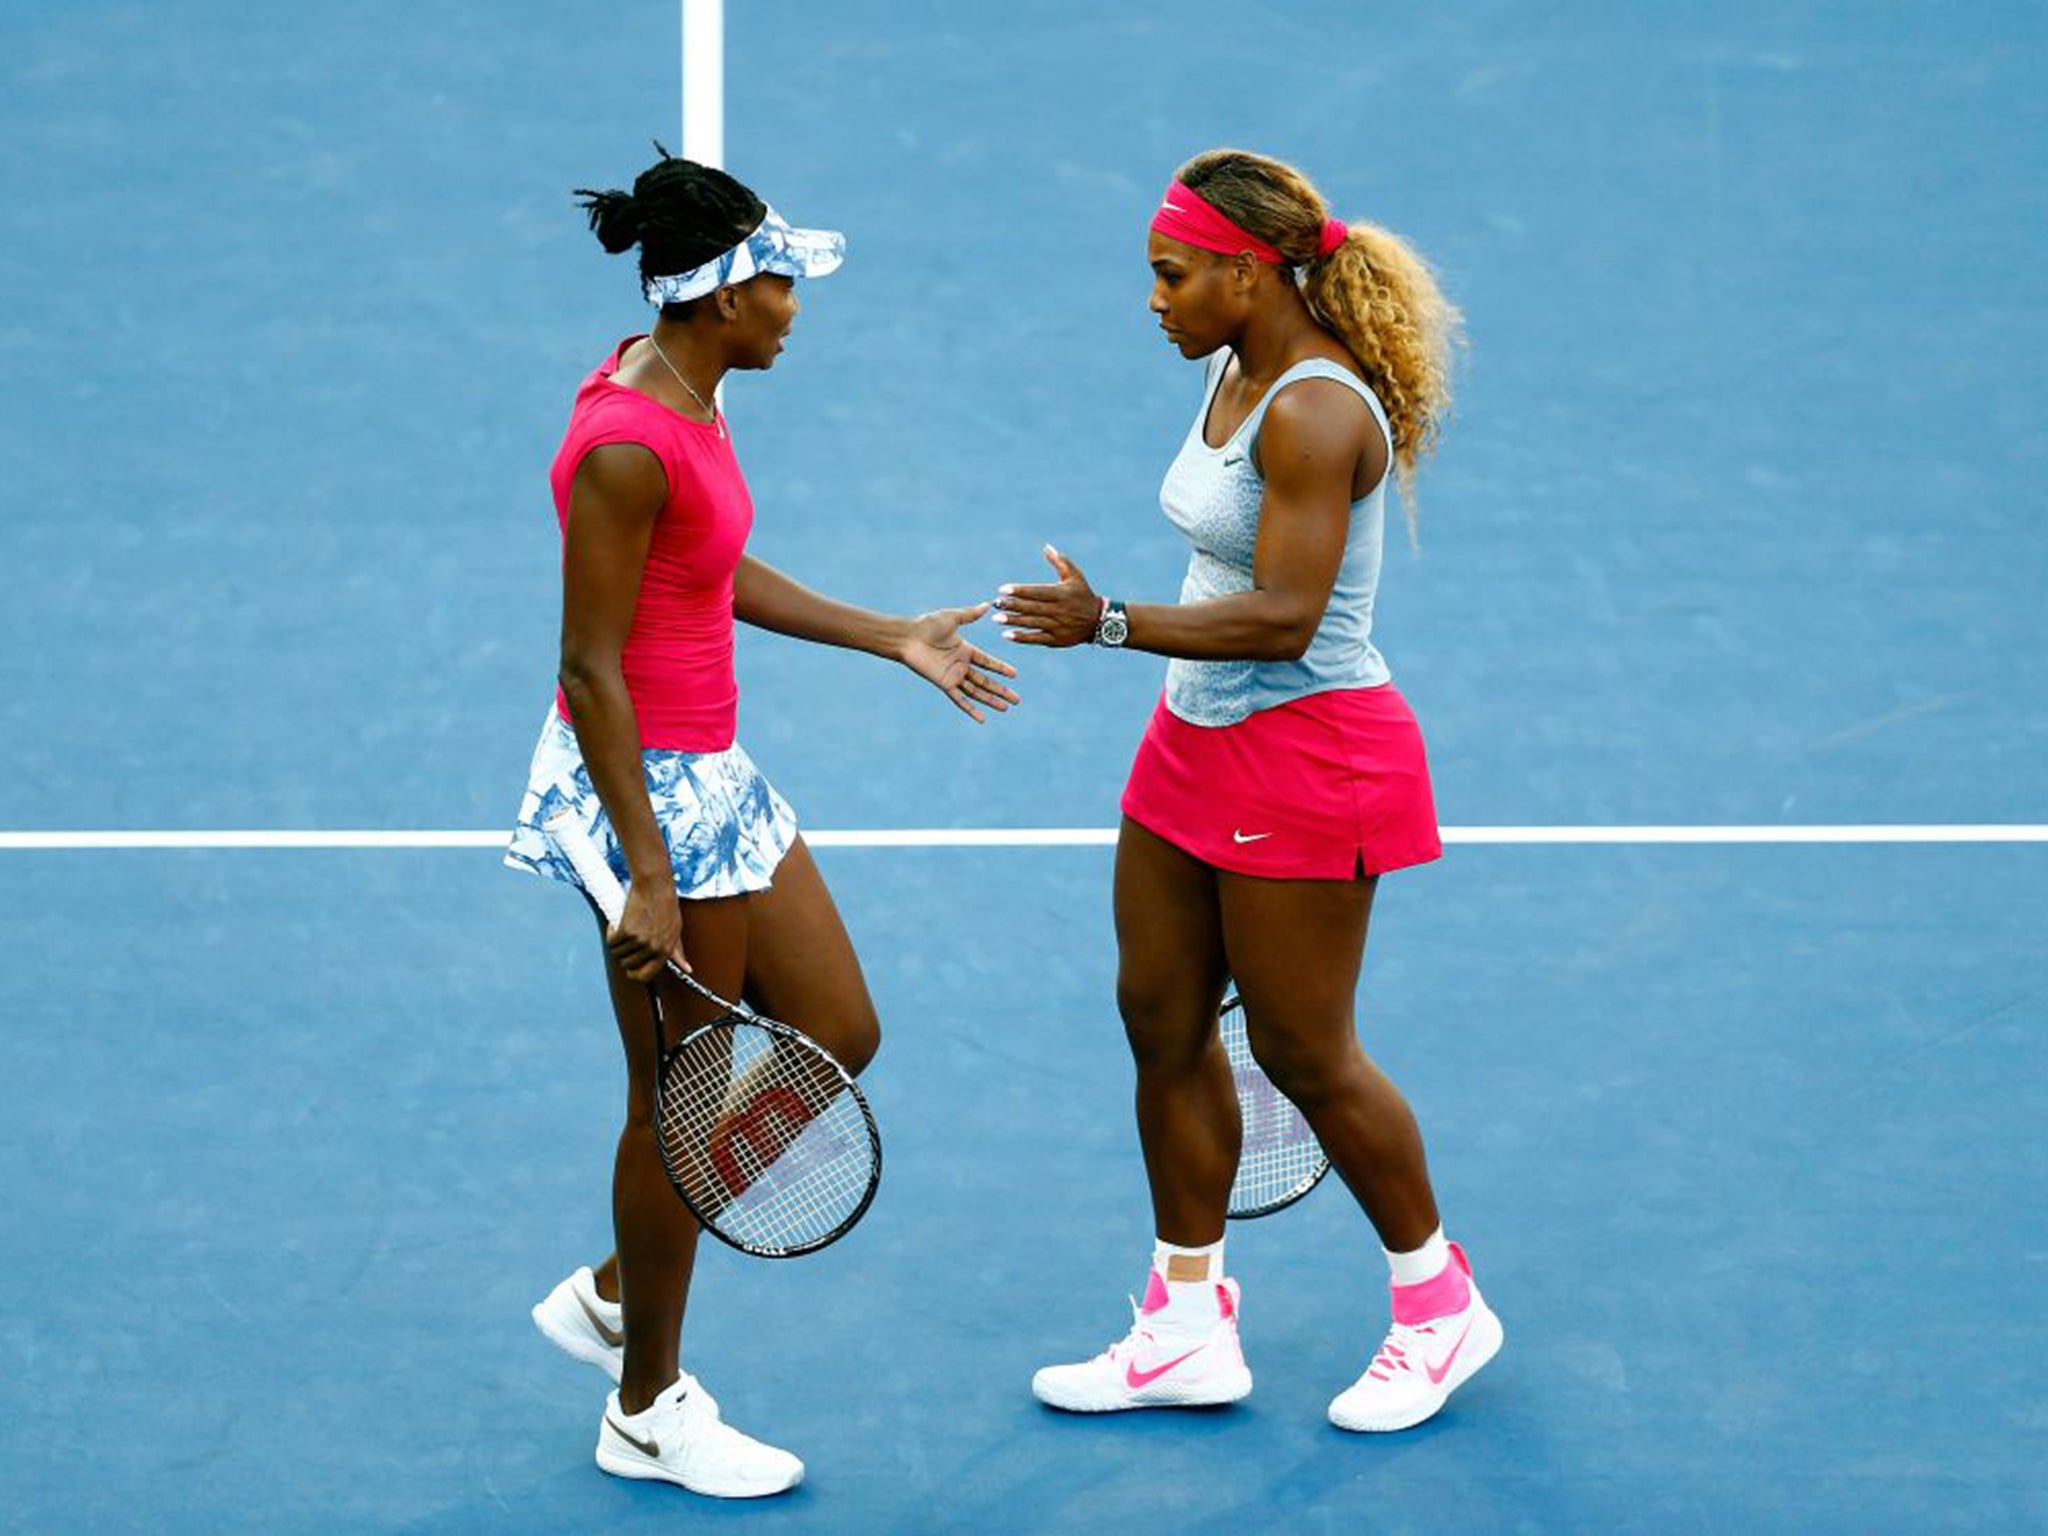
[998,149,1502,1432]
[505,149,1017,1497]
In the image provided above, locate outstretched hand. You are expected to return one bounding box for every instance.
[900,603,1021,723]
[994,545,1102,648]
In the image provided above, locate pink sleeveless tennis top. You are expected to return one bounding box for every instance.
[550,338,754,751]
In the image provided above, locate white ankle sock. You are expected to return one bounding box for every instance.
[1146,1238,1226,1335]
[1384,1226,1450,1287]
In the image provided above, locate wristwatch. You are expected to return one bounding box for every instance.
[1092,598,1130,648]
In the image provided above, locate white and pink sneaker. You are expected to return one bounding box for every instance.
[1328,1242,1503,1432]
[1032,1272,1253,1412]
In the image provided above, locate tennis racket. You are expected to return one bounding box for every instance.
[1222,991,1332,1219]
[545,810,882,1258]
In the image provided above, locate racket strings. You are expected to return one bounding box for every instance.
[656,1019,875,1254]
[1221,1002,1324,1215]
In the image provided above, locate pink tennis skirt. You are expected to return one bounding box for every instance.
[1120,685,1443,880]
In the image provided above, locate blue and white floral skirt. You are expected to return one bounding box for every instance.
[504,707,798,899]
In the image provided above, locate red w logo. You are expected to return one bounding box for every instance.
[708,1086,814,1196]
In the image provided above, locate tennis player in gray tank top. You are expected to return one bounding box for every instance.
[997,148,1504,1435]
[1160,346,1395,726]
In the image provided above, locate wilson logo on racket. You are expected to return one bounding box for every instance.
[708,1086,815,1196]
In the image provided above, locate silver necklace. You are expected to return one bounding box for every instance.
[645,334,723,437]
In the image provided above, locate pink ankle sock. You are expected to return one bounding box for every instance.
[1390,1242,1473,1324]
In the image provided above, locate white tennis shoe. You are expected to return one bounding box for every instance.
[532,1266,624,1382]
[1032,1275,1252,1412]
[1329,1244,1504,1432]
[596,1372,803,1498]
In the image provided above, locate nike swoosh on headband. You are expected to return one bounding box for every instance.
[1232,830,1274,844]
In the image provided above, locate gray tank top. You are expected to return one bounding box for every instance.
[1160,350,1394,726]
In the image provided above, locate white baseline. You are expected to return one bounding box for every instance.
[0,825,2044,850]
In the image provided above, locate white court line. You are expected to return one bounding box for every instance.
[682,1,724,408]
[1441,825,2048,845]
[682,0,723,168]
[0,826,2043,850]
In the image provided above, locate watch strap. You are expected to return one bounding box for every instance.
[1093,598,1129,647]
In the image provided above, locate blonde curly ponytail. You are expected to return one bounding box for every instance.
[1177,149,1463,518]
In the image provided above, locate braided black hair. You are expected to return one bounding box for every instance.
[574,143,765,315]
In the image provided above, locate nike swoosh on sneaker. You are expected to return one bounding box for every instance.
[577,1290,624,1347]
[1232,830,1273,844]
[606,1415,660,1458]
[1125,1347,1204,1389]
[1425,1320,1474,1385]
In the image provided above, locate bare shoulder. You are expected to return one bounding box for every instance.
[1261,373,1376,458]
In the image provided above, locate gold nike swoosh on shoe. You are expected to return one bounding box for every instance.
[577,1290,625,1347]
[606,1416,660,1458]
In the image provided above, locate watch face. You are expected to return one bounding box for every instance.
[1099,612,1130,646]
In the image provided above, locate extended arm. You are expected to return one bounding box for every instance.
[997,380,1373,660]
[734,555,909,656]
[734,554,1020,722]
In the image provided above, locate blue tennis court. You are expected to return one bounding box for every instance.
[4,2,2045,1531]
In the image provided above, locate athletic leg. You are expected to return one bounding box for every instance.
[1115,818,1236,1246]
[1030,819,1250,1413]
[1215,870,1440,1251]
[574,894,809,1492]
[600,893,749,1415]
[1216,868,1498,1430]
[586,837,873,1300]
[737,836,880,1073]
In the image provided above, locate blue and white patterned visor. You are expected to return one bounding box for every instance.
[642,205,845,306]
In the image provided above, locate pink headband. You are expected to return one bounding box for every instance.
[1152,181,1282,262]
[1150,180,1350,263]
